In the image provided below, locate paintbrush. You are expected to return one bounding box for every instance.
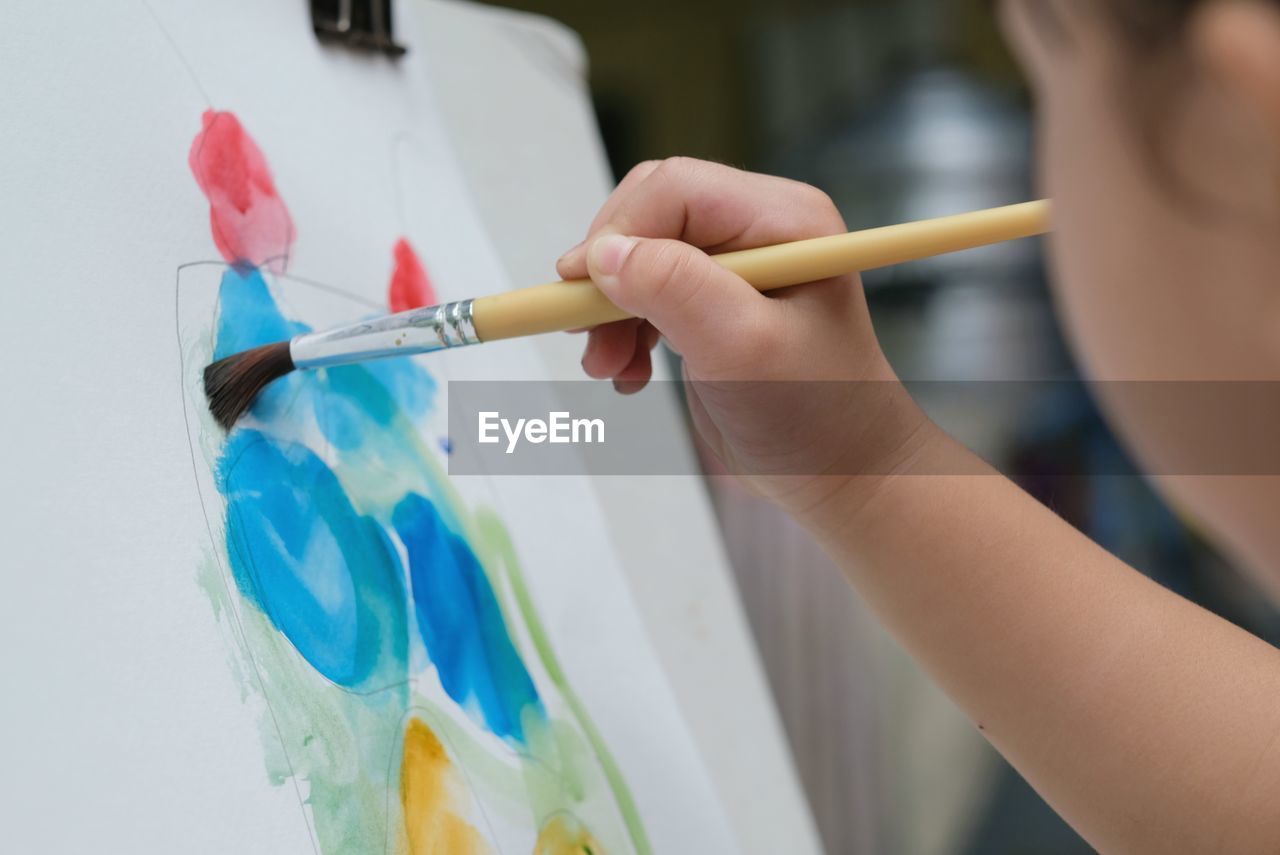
[204,199,1051,429]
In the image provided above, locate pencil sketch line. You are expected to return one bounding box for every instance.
[139,0,215,108]
[175,260,320,855]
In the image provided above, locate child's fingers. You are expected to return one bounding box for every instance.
[603,157,847,252]
[770,273,866,324]
[559,158,846,282]
[641,322,662,352]
[557,160,662,278]
[586,160,664,239]
[587,234,772,373]
[612,334,655,395]
[561,156,856,382]
[580,318,642,379]
[556,253,587,281]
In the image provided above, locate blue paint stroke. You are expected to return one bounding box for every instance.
[213,267,308,356]
[393,493,543,742]
[213,268,313,425]
[360,356,436,421]
[315,363,406,449]
[211,269,539,742]
[218,429,409,689]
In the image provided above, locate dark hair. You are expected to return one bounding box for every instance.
[1104,0,1260,217]
[1107,0,1238,48]
[1021,1,1209,53]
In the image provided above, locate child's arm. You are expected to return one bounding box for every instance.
[805,428,1280,853]
[560,157,1280,853]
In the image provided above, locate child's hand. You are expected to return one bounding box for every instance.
[556,158,935,518]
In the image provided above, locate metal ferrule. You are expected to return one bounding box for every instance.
[289,299,480,369]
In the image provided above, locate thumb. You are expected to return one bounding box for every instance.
[587,232,771,368]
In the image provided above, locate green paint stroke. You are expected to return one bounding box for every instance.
[475,508,652,855]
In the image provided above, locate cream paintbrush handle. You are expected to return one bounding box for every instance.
[472,200,1051,342]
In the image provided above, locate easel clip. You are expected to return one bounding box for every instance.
[311,0,406,57]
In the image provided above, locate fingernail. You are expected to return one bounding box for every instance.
[588,234,637,286]
[558,240,586,267]
[613,378,646,395]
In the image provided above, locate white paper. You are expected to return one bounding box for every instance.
[0,1,738,851]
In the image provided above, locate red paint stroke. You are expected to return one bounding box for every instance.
[388,238,437,312]
[189,110,295,273]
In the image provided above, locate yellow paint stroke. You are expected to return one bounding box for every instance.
[400,718,490,855]
[534,814,606,855]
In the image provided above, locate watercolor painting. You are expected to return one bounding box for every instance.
[180,109,646,855]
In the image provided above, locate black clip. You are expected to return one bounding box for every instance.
[311,0,406,57]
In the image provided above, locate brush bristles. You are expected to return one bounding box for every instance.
[203,342,296,430]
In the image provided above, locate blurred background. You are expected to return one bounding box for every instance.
[479,0,1280,851]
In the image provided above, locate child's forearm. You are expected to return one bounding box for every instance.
[800,425,1280,853]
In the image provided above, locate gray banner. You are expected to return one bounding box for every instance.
[445,380,1280,476]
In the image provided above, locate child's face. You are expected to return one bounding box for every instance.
[1001,0,1280,584]
[1001,0,1280,382]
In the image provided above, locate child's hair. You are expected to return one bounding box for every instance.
[1062,1,1258,210]
[1112,0,1199,40]
[1109,0,1275,47]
